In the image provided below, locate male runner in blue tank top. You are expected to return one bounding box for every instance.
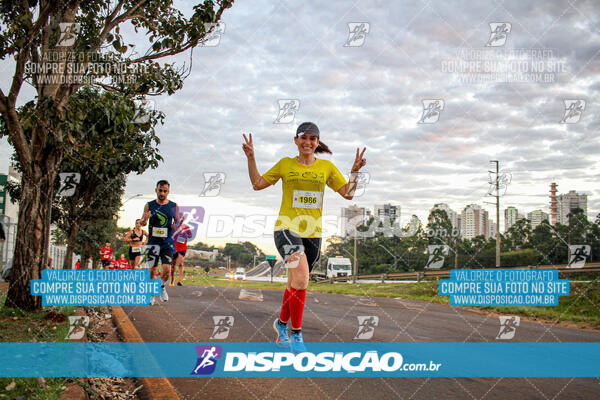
[140,180,180,304]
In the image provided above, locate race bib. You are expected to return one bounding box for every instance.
[177,236,186,244]
[152,227,167,238]
[292,190,322,209]
[131,246,141,253]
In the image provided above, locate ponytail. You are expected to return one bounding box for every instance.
[315,140,332,154]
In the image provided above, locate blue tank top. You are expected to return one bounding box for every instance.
[147,200,177,246]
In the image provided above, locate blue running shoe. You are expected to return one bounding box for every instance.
[290,331,307,353]
[273,319,290,347]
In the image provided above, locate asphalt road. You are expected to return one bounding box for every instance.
[123,285,600,400]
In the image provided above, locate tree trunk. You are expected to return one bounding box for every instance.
[5,159,61,311]
[63,223,79,269]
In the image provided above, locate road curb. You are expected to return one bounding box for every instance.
[111,306,181,400]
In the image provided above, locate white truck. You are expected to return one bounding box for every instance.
[326,257,352,278]
[234,267,246,280]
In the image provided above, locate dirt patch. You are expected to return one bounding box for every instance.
[44,311,67,323]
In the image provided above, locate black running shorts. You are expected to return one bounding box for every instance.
[145,244,174,269]
[274,229,321,272]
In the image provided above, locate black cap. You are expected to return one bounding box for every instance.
[296,122,320,137]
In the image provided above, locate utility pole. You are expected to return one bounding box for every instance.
[489,161,501,267]
[567,212,572,262]
[353,230,358,282]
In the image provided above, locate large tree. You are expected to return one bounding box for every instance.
[54,87,162,268]
[0,0,234,310]
[5,87,162,268]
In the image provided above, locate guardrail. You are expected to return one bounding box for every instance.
[314,262,600,283]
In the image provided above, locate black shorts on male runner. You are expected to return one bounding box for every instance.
[101,259,110,268]
[145,245,174,269]
[274,229,321,272]
[175,250,186,258]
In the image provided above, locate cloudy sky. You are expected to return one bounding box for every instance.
[1,0,599,255]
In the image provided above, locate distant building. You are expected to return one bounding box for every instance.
[0,166,19,221]
[341,204,368,237]
[188,249,219,262]
[527,209,549,229]
[0,166,20,275]
[488,221,497,239]
[461,204,489,239]
[373,204,399,221]
[549,182,558,225]
[504,206,518,232]
[431,203,459,230]
[557,190,588,225]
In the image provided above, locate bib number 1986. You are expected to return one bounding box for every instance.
[292,190,322,209]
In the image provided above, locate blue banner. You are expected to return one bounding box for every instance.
[439,269,570,306]
[0,342,598,377]
[30,269,161,306]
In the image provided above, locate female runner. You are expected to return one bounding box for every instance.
[124,219,148,269]
[242,121,366,352]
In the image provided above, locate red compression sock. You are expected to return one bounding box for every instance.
[289,288,306,330]
[279,288,291,323]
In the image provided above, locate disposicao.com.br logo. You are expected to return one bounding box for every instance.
[191,346,442,376]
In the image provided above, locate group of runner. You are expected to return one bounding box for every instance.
[111,121,365,352]
[97,199,192,295]
[98,245,130,270]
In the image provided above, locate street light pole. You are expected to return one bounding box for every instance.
[353,230,357,282]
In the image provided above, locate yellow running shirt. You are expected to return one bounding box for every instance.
[262,157,347,238]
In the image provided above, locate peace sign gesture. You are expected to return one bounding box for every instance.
[351,147,367,173]
[242,133,254,159]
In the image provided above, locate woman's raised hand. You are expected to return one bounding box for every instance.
[242,133,255,159]
[351,147,367,172]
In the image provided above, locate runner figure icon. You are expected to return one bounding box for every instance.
[418,100,444,124]
[496,316,520,340]
[193,346,219,374]
[200,173,226,196]
[560,100,585,123]
[210,316,234,339]
[486,23,511,46]
[568,245,590,268]
[57,173,81,197]
[354,316,379,340]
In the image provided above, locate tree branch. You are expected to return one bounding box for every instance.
[130,2,230,63]
[93,0,147,55]
[0,89,8,116]
[8,0,54,106]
